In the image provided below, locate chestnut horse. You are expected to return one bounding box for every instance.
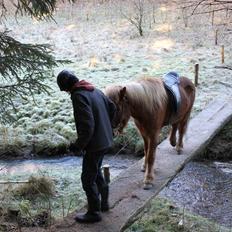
[105,76,195,189]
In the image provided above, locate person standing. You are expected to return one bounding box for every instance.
[57,70,116,223]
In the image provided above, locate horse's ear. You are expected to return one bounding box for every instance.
[119,87,126,101]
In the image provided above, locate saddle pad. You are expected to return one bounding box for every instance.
[163,71,181,113]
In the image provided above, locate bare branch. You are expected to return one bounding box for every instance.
[182,0,232,15]
[120,0,145,36]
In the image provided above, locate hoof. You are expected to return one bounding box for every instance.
[170,140,176,147]
[141,164,146,172]
[176,146,183,154]
[143,183,153,190]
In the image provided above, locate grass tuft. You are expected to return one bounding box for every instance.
[126,197,230,232]
[14,176,55,199]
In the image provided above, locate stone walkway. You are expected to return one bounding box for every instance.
[26,98,232,232]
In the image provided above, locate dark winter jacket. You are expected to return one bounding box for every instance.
[71,87,116,153]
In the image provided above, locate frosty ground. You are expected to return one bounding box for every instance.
[1,1,232,155]
[0,1,232,230]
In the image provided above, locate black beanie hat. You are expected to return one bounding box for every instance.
[57,70,79,91]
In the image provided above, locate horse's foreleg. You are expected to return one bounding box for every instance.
[134,120,148,172]
[143,133,158,190]
[141,136,148,172]
[169,123,178,147]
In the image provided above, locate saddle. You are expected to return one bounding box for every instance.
[163,71,181,113]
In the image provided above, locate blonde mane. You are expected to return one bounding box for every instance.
[124,77,167,113]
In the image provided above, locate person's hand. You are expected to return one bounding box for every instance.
[69,143,83,156]
[69,143,78,153]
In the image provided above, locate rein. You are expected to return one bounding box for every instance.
[112,130,138,159]
[112,97,139,158]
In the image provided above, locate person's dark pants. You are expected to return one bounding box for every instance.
[81,149,109,213]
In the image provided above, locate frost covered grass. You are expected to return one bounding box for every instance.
[1,2,231,229]
[0,155,137,221]
[0,1,232,156]
[0,158,85,219]
[14,176,55,199]
[126,197,231,232]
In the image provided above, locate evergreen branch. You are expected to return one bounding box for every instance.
[0,30,61,123]
[0,0,76,20]
[0,1,75,123]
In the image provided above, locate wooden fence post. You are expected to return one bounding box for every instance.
[221,45,224,64]
[103,164,110,184]
[212,10,215,26]
[194,63,199,87]
[215,29,218,45]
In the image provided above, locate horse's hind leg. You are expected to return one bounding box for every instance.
[176,119,188,153]
[169,123,178,147]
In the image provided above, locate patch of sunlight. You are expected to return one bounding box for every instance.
[88,56,99,68]
[113,54,125,63]
[154,24,172,33]
[119,19,131,27]
[159,6,167,12]
[33,14,51,23]
[152,61,161,70]
[2,163,42,175]
[152,39,174,50]
[213,16,223,24]
[32,17,39,24]
[66,24,76,30]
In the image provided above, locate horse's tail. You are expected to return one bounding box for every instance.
[181,76,196,140]
[181,76,196,108]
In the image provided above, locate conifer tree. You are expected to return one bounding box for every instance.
[0,0,74,122]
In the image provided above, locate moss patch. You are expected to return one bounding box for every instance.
[126,197,230,232]
[197,119,232,161]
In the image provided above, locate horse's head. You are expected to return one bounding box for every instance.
[105,85,131,134]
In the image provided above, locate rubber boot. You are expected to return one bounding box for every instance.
[74,211,102,223]
[101,185,109,212]
[75,198,102,223]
